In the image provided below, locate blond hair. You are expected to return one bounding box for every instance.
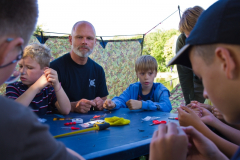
[179,6,204,34]
[135,55,158,72]
[23,43,51,69]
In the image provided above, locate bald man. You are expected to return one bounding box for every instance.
[50,21,108,113]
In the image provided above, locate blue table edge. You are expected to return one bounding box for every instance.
[83,138,152,159]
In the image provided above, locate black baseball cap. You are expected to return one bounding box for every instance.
[167,0,240,68]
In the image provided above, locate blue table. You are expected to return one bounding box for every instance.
[41,109,178,160]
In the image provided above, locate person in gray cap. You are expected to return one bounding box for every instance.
[149,0,240,160]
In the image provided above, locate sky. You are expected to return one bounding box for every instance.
[37,0,218,38]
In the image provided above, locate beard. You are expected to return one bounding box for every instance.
[72,45,94,58]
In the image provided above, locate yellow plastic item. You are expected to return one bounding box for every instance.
[204,99,213,106]
[104,116,130,126]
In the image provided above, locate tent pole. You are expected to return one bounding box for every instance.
[141,34,145,56]
[178,5,181,19]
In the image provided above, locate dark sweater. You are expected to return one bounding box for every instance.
[176,33,204,104]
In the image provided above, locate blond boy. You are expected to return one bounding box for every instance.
[103,55,172,112]
[6,43,71,115]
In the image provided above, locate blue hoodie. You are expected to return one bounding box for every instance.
[112,82,172,112]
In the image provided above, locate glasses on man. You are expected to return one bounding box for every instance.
[0,38,23,84]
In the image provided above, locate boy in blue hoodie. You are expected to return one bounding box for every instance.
[103,55,172,112]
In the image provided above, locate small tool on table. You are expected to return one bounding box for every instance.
[55,123,110,138]
[168,117,178,120]
[53,117,72,121]
[64,122,76,126]
[149,120,167,126]
[62,126,80,130]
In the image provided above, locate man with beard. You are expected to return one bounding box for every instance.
[50,21,108,113]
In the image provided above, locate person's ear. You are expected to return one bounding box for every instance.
[0,37,24,66]
[215,47,236,79]
[41,67,49,75]
[43,67,48,70]
[136,72,139,79]
[94,38,97,45]
[69,35,73,45]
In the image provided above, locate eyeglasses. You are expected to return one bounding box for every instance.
[0,38,23,68]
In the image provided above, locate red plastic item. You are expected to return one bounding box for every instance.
[168,117,179,120]
[152,120,167,124]
[64,122,76,126]
[70,127,80,130]
[93,115,100,118]
[62,126,80,130]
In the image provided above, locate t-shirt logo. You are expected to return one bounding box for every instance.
[89,79,95,87]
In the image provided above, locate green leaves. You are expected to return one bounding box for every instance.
[143,29,180,72]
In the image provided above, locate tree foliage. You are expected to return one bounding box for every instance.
[143,29,180,72]
[34,24,45,36]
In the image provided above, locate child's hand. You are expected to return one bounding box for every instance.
[182,126,228,160]
[150,123,188,160]
[103,99,116,110]
[187,103,203,117]
[190,101,212,112]
[177,106,204,127]
[200,108,218,126]
[32,74,51,91]
[44,68,59,88]
[126,99,142,110]
[212,106,225,121]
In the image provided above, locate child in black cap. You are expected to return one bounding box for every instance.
[150,0,240,160]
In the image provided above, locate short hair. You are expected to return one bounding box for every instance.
[23,43,51,69]
[71,21,96,36]
[135,55,158,72]
[191,44,217,65]
[179,6,204,34]
[0,0,38,46]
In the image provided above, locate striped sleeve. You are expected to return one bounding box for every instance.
[5,83,21,100]
[49,87,57,107]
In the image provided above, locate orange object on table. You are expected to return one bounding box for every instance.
[93,115,101,118]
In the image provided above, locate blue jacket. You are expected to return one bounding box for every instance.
[112,82,172,112]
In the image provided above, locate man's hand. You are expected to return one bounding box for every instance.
[182,126,228,160]
[150,123,188,160]
[44,68,60,88]
[177,106,204,127]
[92,97,104,111]
[73,99,96,113]
[32,74,50,92]
[103,99,116,110]
[126,100,142,110]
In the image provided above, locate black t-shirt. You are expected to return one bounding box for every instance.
[50,53,108,103]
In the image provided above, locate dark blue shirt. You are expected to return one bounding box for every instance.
[50,53,108,108]
[6,82,57,116]
[231,146,240,160]
[137,83,154,101]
